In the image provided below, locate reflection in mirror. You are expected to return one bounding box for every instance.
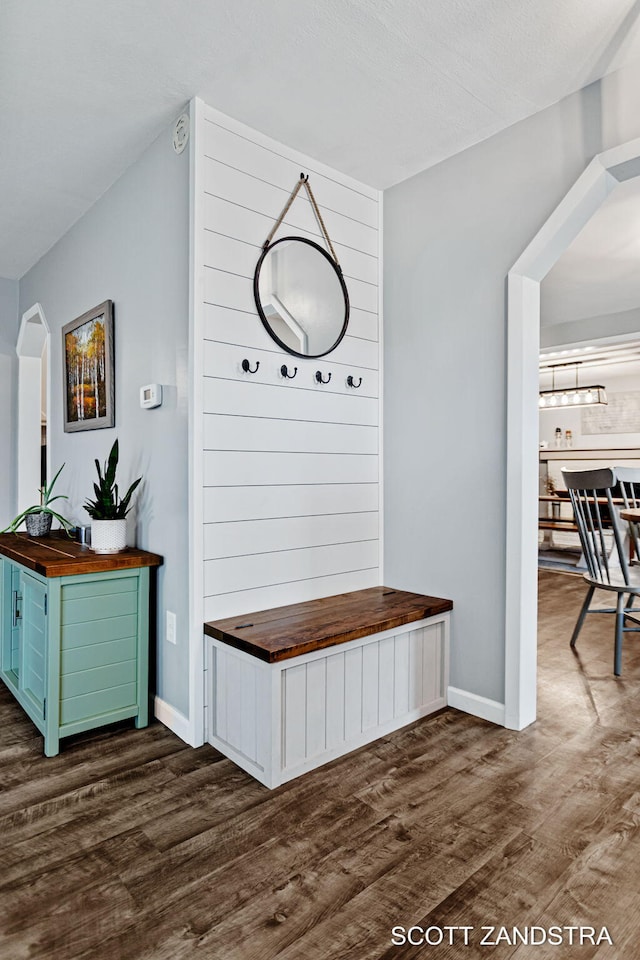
[254,237,349,358]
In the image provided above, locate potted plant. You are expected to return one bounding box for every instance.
[83,439,142,554]
[1,465,72,537]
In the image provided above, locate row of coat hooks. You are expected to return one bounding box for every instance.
[241,358,362,388]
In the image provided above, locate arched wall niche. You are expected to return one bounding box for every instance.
[16,302,50,514]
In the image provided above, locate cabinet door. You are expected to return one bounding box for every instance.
[10,564,22,676]
[19,572,48,721]
[1,560,22,682]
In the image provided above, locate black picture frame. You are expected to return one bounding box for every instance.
[62,300,115,432]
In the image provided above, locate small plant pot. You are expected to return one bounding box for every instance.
[90,519,127,554]
[25,512,53,537]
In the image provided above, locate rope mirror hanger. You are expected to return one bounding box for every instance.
[253,173,350,359]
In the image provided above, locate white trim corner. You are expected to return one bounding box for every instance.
[187,95,206,749]
[447,686,505,726]
[154,696,192,745]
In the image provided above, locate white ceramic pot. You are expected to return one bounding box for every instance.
[90,519,127,554]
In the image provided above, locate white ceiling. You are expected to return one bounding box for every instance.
[542,176,640,325]
[3,0,640,279]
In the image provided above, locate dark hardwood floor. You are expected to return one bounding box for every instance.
[3,569,640,959]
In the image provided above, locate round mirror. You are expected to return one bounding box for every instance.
[253,237,349,358]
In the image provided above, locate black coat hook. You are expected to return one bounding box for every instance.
[280,364,298,379]
[315,370,332,384]
[242,359,260,374]
[347,375,362,389]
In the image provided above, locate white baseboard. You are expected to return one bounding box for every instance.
[154,697,192,744]
[447,686,506,726]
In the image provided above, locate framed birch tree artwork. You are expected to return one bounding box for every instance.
[62,300,115,432]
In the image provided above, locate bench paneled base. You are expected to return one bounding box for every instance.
[205,613,450,788]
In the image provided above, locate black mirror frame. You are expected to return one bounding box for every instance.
[253,236,350,359]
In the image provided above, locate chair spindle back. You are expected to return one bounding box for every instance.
[562,467,630,586]
[614,466,640,564]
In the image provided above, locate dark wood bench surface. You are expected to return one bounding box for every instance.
[0,532,163,578]
[204,586,453,663]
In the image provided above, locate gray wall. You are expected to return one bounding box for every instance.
[541,306,640,349]
[18,123,190,716]
[383,57,640,705]
[0,277,18,527]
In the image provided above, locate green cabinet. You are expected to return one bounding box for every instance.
[0,556,154,756]
[19,570,48,723]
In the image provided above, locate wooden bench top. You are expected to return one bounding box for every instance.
[204,586,453,663]
[0,532,163,578]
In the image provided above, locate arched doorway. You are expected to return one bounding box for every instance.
[16,303,50,513]
[505,136,640,730]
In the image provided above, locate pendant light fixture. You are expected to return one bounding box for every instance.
[539,362,607,409]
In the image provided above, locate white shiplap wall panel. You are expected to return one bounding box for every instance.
[203,378,378,426]
[202,230,258,279]
[203,569,378,622]
[202,160,378,256]
[203,194,379,260]
[343,309,379,344]
[202,341,379,396]
[203,414,378,455]
[204,512,379,561]
[203,267,254,314]
[202,229,378,288]
[204,262,376,316]
[203,483,379,524]
[202,303,379,360]
[204,451,377,487]
[203,118,379,228]
[197,102,380,623]
[204,540,379,597]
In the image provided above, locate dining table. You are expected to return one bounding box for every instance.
[620,508,640,564]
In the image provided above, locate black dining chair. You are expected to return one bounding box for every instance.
[562,467,640,675]
[614,465,640,564]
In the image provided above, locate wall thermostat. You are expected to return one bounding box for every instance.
[140,384,162,409]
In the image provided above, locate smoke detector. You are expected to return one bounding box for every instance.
[172,114,190,155]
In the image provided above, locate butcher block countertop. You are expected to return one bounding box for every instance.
[204,586,453,663]
[0,532,163,578]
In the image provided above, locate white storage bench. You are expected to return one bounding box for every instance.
[204,586,452,789]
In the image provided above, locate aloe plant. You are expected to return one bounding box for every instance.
[1,464,72,533]
[83,439,142,520]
